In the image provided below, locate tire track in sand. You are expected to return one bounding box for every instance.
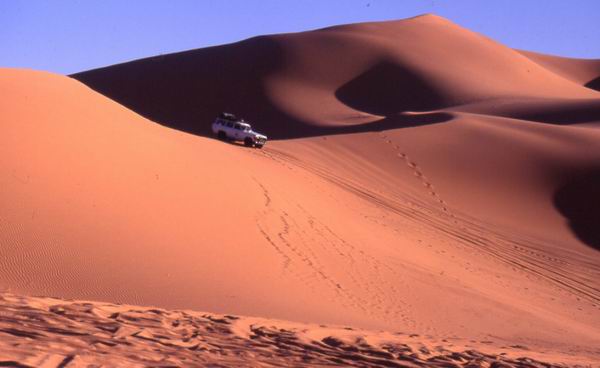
[250,153,413,322]
[251,177,370,314]
[376,133,600,305]
[252,177,292,273]
[254,144,600,312]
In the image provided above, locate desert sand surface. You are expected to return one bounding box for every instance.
[2,14,600,366]
[0,292,588,367]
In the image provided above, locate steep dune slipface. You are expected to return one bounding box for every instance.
[72,15,599,138]
[3,14,600,360]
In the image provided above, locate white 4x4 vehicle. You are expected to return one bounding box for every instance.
[212,113,267,148]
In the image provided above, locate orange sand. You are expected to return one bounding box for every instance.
[1,14,599,365]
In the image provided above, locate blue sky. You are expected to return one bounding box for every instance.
[2,0,599,75]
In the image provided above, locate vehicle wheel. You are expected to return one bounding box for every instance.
[218,131,227,140]
[244,137,254,147]
[255,144,264,149]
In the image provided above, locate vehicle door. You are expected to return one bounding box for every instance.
[225,121,234,138]
[234,123,243,140]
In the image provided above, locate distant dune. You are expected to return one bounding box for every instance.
[2,14,600,365]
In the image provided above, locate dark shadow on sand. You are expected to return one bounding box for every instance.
[72,36,296,138]
[71,41,453,140]
[335,61,445,116]
[300,112,453,137]
[585,76,600,92]
[507,100,600,125]
[554,169,600,251]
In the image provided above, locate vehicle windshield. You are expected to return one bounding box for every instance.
[243,126,251,132]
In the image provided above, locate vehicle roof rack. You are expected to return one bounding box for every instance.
[219,112,237,121]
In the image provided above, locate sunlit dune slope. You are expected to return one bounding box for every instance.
[2,68,366,326]
[517,50,600,90]
[2,14,600,358]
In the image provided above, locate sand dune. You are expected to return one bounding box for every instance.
[518,50,600,90]
[71,15,599,138]
[2,14,600,365]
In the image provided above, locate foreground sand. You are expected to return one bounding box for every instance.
[1,14,600,365]
[1,292,593,367]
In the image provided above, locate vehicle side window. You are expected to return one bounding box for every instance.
[234,124,242,130]
[226,122,233,128]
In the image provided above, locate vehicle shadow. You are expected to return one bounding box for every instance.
[217,138,262,148]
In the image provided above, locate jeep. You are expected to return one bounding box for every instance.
[211,113,267,148]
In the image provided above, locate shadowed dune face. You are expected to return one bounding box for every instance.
[335,61,445,116]
[72,36,454,139]
[72,15,599,141]
[258,111,454,137]
[453,98,600,125]
[71,36,303,139]
[586,76,600,91]
[511,99,600,125]
[555,169,600,250]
